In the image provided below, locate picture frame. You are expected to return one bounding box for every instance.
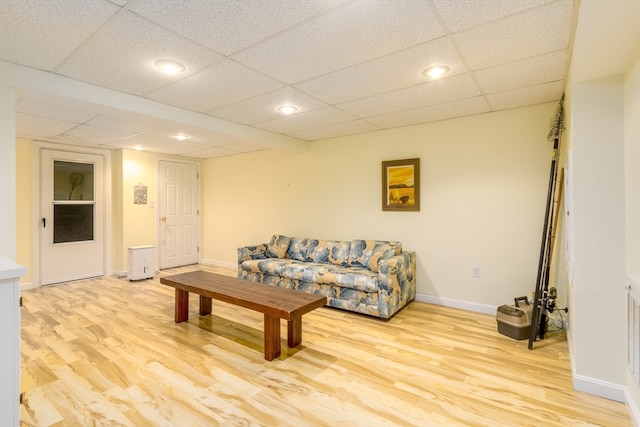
[382,158,420,211]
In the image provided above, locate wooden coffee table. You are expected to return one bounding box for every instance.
[160,270,326,361]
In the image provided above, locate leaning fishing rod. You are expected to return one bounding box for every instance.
[528,95,567,350]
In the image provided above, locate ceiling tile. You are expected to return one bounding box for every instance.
[338,73,480,117]
[454,0,574,70]
[182,147,237,158]
[294,37,466,104]
[16,92,98,123]
[208,86,328,125]
[15,113,77,138]
[367,96,491,129]
[0,0,119,71]
[233,0,444,84]
[486,81,564,111]
[287,119,380,141]
[432,0,554,33]
[475,50,568,94]
[252,106,357,134]
[64,124,138,145]
[130,0,352,55]
[147,59,285,112]
[56,11,223,96]
[145,140,213,155]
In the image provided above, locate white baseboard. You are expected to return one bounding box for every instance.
[111,269,127,278]
[573,374,626,402]
[565,328,627,403]
[415,292,497,315]
[20,281,36,291]
[625,386,640,427]
[200,258,237,270]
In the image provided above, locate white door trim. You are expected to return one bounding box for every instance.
[32,142,111,287]
[156,157,200,269]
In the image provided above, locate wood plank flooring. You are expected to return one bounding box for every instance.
[20,264,631,426]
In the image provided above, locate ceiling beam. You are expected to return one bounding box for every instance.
[0,60,307,153]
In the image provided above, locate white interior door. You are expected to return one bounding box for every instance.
[159,160,199,269]
[40,149,105,285]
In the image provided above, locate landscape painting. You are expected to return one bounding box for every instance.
[382,158,420,211]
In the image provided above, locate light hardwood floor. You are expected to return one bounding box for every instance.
[20,264,631,426]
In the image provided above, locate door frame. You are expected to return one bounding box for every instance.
[32,142,111,287]
[156,157,201,270]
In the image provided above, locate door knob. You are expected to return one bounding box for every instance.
[161,216,167,222]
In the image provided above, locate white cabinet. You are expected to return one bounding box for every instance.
[0,257,26,427]
[127,246,155,280]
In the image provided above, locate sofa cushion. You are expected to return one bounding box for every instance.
[348,240,402,272]
[306,240,351,266]
[275,262,379,292]
[287,237,316,261]
[240,259,296,276]
[266,234,291,258]
[240,258,296,276]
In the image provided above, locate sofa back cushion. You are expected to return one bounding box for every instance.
[348,240,402,272]
[306,240,351,266]
[287,237,312,261]
[266,234,291,258]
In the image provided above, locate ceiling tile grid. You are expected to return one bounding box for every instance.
[2,0,578,157]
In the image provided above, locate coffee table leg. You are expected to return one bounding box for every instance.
[263,314,281,361]
[288,316,302,348]
[175,289,189,323]
[199,295,212,316]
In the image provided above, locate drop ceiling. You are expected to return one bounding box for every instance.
[0,0,578,158]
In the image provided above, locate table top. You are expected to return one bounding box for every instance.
[160,270,326,320]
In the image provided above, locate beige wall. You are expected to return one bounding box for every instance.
[113,149,202,273]
[557,58,637,401]
[14,144,198,280]
[116,149,159,272]
[624,57,640,419]
[15,138,33,284]
[201,103,555,308]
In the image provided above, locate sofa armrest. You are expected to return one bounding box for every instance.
[377,251,416,318]
[237,244,268,263]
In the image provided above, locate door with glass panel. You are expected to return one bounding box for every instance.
[40,149,105,285]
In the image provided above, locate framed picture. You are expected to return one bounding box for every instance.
[382,158,420,211]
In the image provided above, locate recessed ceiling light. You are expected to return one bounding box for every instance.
[173,133,190,141]
[155,59,185,75]
[422,65,450,79]
[134,145,144,151]
[278,105,297,115]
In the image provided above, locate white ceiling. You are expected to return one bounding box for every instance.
[0,0,579,158]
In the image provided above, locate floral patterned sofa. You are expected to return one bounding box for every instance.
[237,235,416,319]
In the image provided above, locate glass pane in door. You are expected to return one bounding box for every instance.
[53,204,94,243]
[52,160,95,244]
[53,161,94,201]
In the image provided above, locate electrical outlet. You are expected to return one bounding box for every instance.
[472,267,480,278]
